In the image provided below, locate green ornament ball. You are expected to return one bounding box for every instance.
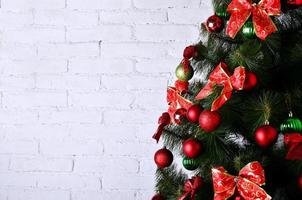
[242,21,255,39]
[215,5,229,18]
[182,157,200,171]
[280,117,302,133]
[175,63,194,81]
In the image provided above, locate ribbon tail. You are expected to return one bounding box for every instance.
[226,10,251,39]
[252,7,277,40]
[152,124,165,143]
[195,82,215,100]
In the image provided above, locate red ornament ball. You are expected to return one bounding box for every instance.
[298,175,302,191]
[255,125,278,148]
[244,71,257,91]
[154,147,173,168]
[183,138,202,158]
[174,108,187,124]
[183,45,197,59]
[151,194,165,200]
[187,105,203,123]
[199,110,221,132]
[206,15,223,32]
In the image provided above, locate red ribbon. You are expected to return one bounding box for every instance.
[226,0,280,40]
[284,133,302,160]
[195,62,246,111]
[212,161,271,200]
[288,0,302,5]
[178,176,203,200]
[152,112,171,143]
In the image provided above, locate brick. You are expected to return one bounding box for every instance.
[0,140,38,154]
[168,8,212,24]
[133,0,201,9]
[67,25,132,42]
[0,110,37,124]
[35,75,100,90]
[40,140,104,156]
[67,0,132,10]
[72,190,136,200]
[135,58,179,73]
[3,91,67,108]
[99,10,167,24]
[0,11,33,26]
[7,189,70,200]
[69,92,134,108]
[38,43,99,59]
[0,76,35,90]
[133,91,166,109]
[0,155,10,171]
[0,172,36,187]
[135,25,199,42]
[103,173,155,189]
[34,10,98,26]
[2,0,65,9]
[68,58,133,74]
[0,43,37,59]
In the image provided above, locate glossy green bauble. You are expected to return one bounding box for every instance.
[280,117,302,133]
[182,157,200,171]
[175,63,194,81]
[242,21,255,39]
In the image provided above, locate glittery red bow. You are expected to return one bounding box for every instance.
[287,0,302,5]
[178,176,203,200]
[195,62,246,111]
[212,162,271,200]
[226,0,280,40]
[284,133,302,160]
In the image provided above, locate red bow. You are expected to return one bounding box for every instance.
[178,176,203,200]
[195,62,246,111]
[284,133,302,160]
[212,162,271,200]
[287,0,302,5]
[226,0,280,40]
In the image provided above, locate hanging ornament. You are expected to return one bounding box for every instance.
[243,71,257,90]
[241,21,256,39]
[183,45,197,59]
[183,138,202,158]
[187,105,203,123]
[182,157,200,171]
[280,112,302,133]
[206,15,223,32]
[154,147,173,168]
[175,59,194,81]
[284,133,302,160]
[199,110,221,132]
[178,176,204,200]
[215,4,229,18]
[174,108,187,125]
[299,175,302,191]
[152,112,171,143]
[255,124,278,148]
[152,194,165,200]
[212,162,271,199]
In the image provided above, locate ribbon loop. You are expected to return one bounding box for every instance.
[226,0,280,40]
[284,133,302,160]
[195,62,246,111]
[212,162,271,200]
[178,176,203,200]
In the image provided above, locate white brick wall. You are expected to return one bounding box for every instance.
[0,0,212,199]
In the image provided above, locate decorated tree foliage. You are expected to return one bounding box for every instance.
[151,0,302,199]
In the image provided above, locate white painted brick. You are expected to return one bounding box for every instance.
[0,11,33,26]
[40,140,104,156]
[37,174,101,190]
[135,25,199,42]
[2,0,65,10]
[135,58,178,74]
[133,91,166,109]
[99,10,167,24]
[0,110,37,124]
[101,75,168,91]
[139,158,156,175]
[67,25,132,42]
[74,156,139,174]
[3,91,67,108]
[2,27,65,43]
[69,92,134,108]
[72,190,136,200]
[0,155,10,171]
[133,0,201,9]
[0,43,37,59]
[38,43,99,59]
[68,58,133,74]
[7,189,70,200]
[38,109,102,123]
[0,172,36,187]
[135,124,159,142]
[67,0,132,10]
[34,10,98,26]
[103,173,155,189]
[0,76,35,90]
[0,60,67,75]
[36,75,100,90]
[0,140,38,155]
[10,156,73,172]
[168,8,212,24]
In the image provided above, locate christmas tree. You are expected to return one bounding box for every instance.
[151,0,302,199]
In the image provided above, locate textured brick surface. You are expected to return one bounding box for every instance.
[0,0,212,199]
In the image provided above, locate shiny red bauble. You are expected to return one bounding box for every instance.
[199,110,221,132]
[151,194,165,200]
[244,71,258,91]
[206,15,223,32]
[154,147,173,168]
[187,105,203,123]
[183,45,197,59]
[174,108,187,124]
[255,125,278,148]
[183,138,202,158]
